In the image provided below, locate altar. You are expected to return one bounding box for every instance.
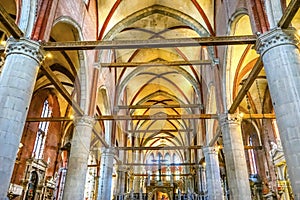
[146,185,174,200]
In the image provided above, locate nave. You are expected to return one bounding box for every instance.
[0,0,300,200]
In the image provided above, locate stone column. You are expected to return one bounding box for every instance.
[133,164,141,193]
[219,113,251,200]
[133,176,141,193]
[196,166,202,194]
[203,146,223,200]
[0,38,44,199]
[116,165,126,199]
[128,172,134,191]
[255,28,300,199]
[97,148,115,200]
[63,115,95,200]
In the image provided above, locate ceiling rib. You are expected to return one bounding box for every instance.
[190,0,215,35]
[98,0,122,40]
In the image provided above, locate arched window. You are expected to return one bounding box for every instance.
[164,153,171,181]
[156,152,163,181]
[32,100,52,159]
[147,153,154,180]
[248,136,257,174]
[173,153,180,180]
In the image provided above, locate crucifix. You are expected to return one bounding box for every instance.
[152,154,167,184]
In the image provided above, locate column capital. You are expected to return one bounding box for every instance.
[100,147,116,156]
[194,165,202,170]
[218,113,242,127]
[117,165,127,172]
[5,37,45,63]
[255,28,299,56]
[74,115,95,128]
[203,146,219,156]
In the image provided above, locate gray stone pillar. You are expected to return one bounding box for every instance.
[117,165,126,196]
[63,115,95,200]
[255,28,300,199]
[219,113,251,200]
[97,148,115,200]
[203,146,223,200]
[0,38,44,199]
[196,166,202,194]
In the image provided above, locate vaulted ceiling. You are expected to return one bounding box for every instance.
[95,0,237,162]
[1,0,300,165]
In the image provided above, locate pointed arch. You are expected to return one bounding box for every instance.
[51,16,90,113]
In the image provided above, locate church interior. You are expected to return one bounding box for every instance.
[0,0,300,199]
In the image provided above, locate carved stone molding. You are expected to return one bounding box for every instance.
[255,28,299,56]
[5,37,45,63]
[74,115,95,128]
[218,113,242,127]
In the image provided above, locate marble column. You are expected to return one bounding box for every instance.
[255,28,300,199]
[0,38,44,199]
[219,113,251,200]
[63,115,95,200]
[97,148,115,200]
[203,146,223,200]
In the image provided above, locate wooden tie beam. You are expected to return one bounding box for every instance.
[94,114,217,120]
[26,113,275,122]
[126,129,193,133]
[132,174,194,177]
[0,4,23,39]
[92,129,109,148]
[209,128,221,147]
[278,0,300,28]
[229,59,263,114]
[115,145,203,151]
[117,104,203,109]
[41,35,257,51]
[41,65,84,115]
[229,0,300,114]
[101,60,212,68]
[122,163,195,166]
[114,145,262,151]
